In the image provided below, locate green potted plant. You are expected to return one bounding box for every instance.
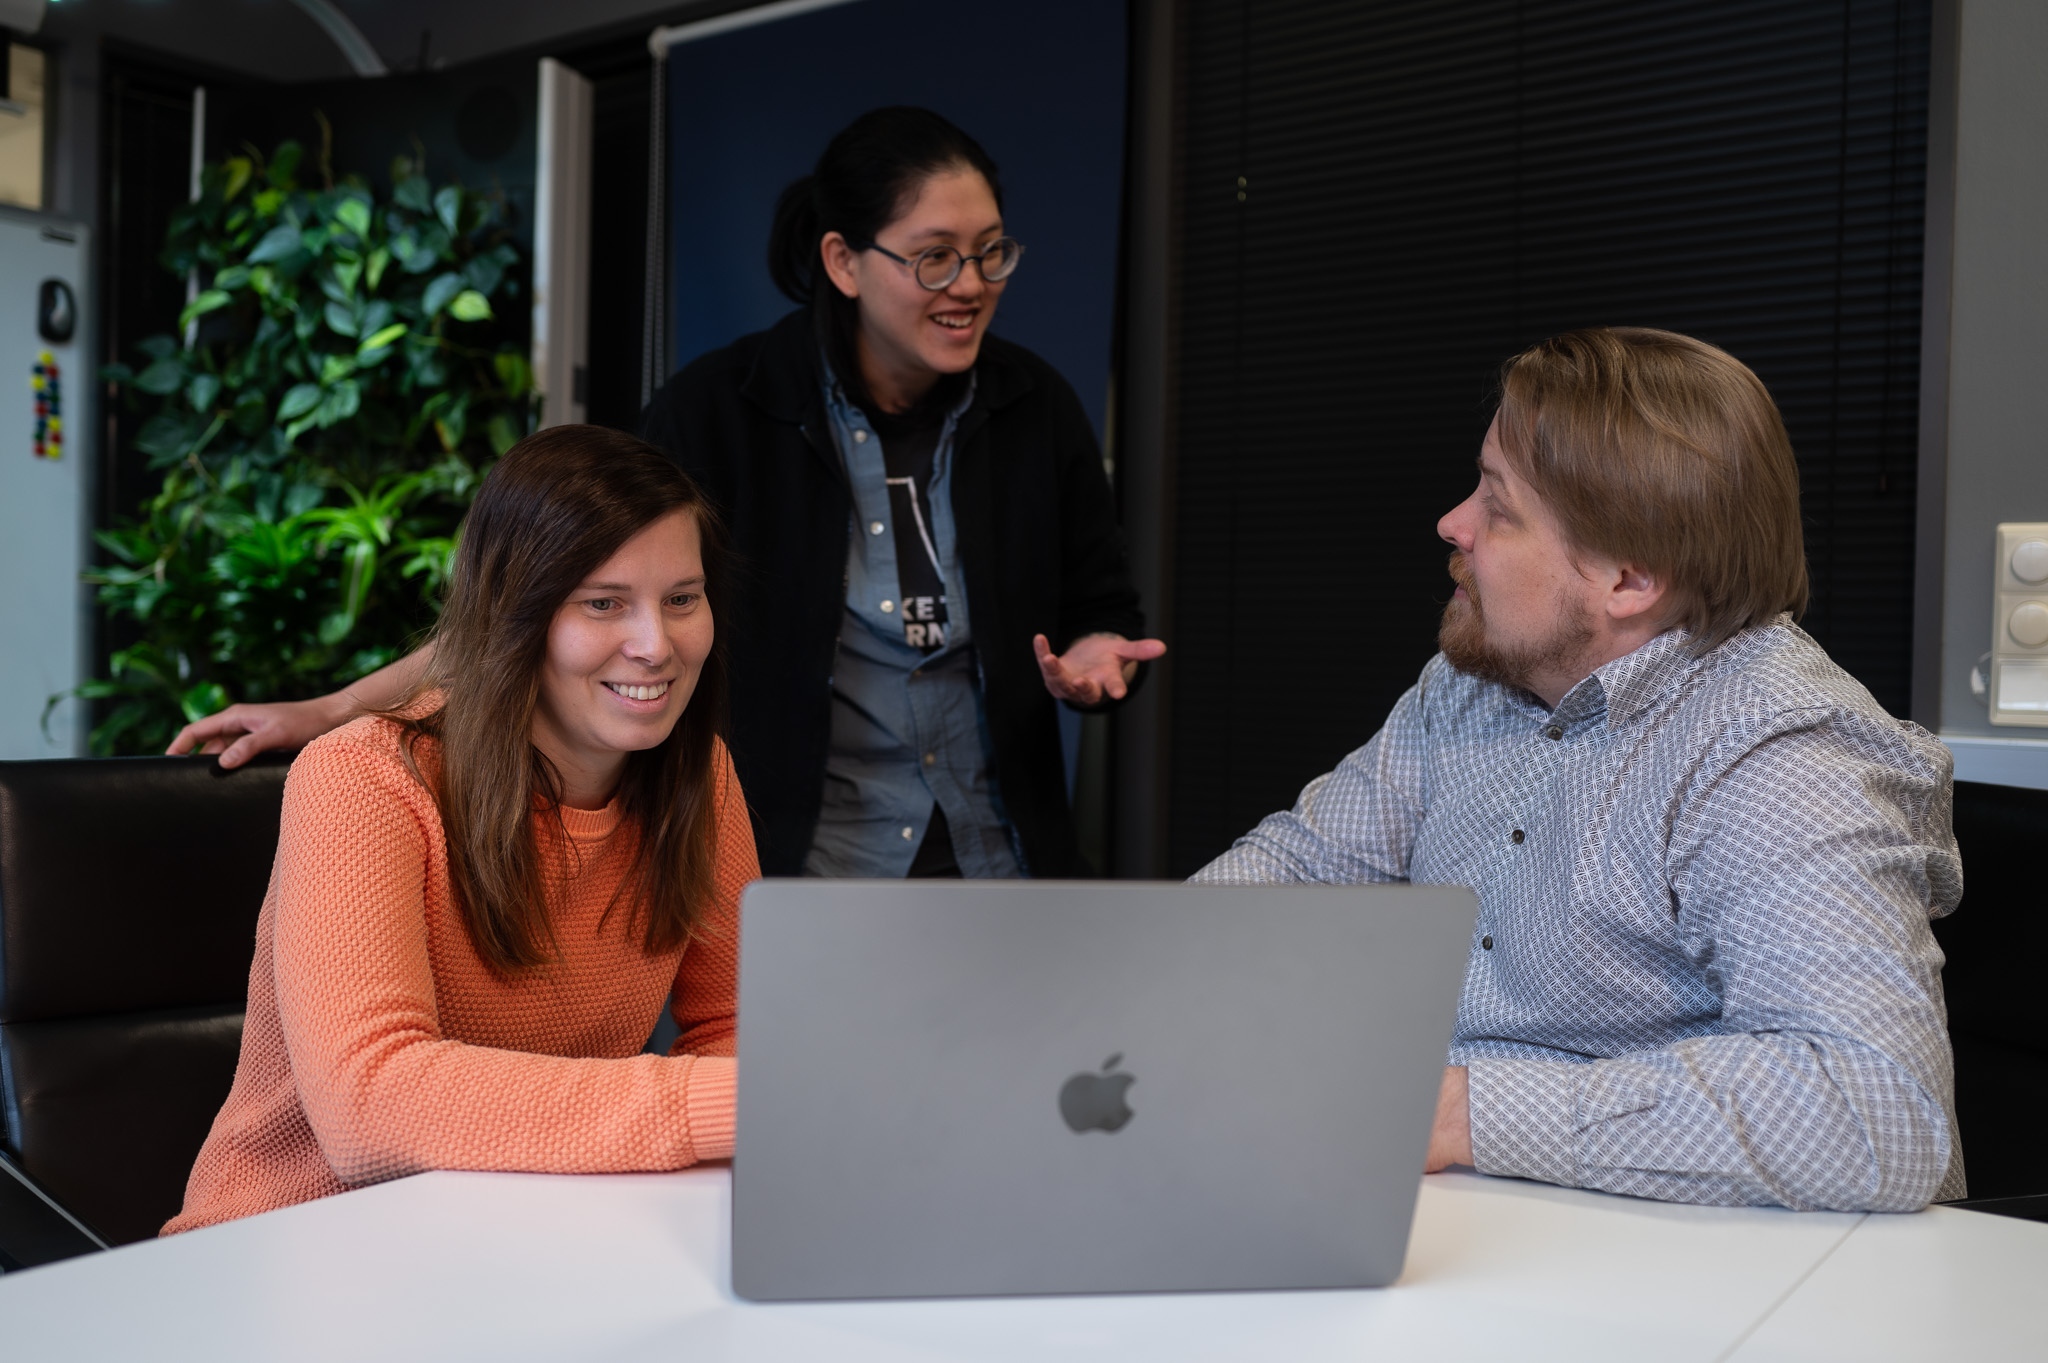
[74,137,535,755]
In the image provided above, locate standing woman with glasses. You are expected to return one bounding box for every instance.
[168,106,1159,881]
[639,106,1163,878]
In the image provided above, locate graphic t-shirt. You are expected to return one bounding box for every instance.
[868,401,951,654]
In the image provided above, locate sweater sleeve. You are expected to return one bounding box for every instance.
[270,737,733,1187]
[661,746,757,1160]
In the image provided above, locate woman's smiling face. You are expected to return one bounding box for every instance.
[821,168,1008,409]
[530,508,712,807]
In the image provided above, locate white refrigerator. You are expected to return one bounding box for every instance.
[0,206,91,758]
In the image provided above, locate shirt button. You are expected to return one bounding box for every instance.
[1510,829,1525,844]
[901,826,915,840]
[1481,934,1495,950]
[1544,725,1563,741]
[880,600,895,613]
[870,520,885,536]
[923,752,936,766]
[853,429,869,444]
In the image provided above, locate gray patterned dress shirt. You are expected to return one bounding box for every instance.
[1194,617,1965,1211]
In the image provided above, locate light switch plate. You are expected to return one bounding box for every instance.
[1991,522,2048,727]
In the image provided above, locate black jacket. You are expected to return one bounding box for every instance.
[640,309,1146,876]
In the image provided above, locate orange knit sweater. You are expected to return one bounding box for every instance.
[165,714,752,1235]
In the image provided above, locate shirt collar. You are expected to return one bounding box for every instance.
[1562,627,1695,730]
[1555,617,1788,730]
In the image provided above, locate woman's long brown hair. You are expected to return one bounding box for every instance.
[386,425,730,973]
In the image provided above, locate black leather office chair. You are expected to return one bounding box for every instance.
[1936,779,2048,1221]
[0,753,290,1267]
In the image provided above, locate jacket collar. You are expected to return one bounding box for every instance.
[737,308,1036,428]
[737,309,827,425]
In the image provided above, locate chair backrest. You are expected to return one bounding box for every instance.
[1935,780,2048,1201]
[0,753,289,1244]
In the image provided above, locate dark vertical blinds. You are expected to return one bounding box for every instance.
[1166,0,1929,875]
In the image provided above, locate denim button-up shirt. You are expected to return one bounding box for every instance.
[1195,619,1964,1211]
[802,371,1024,878]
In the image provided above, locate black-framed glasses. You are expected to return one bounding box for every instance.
[860,237,1025,290]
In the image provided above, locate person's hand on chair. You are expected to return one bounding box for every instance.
[166,696,352,769]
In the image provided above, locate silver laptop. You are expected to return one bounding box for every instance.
[731,880,1476,1301]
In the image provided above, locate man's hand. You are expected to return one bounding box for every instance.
[166,695,351,769]
[1425,1065,1474,1173]
[1032,632,1167,707]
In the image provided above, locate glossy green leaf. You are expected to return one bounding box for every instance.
[492,351,531,398]
[434,185,462,234]
[433,404,466,451]
[187,373,222,414]
[223,157,254,202]
[323,300,357,337]
[463,253,505,297]
[356,323,408,358]
[135,357,186,395]
[366,246,390,292]
[179,681,232,724]
[269,141,303,188]
[317,611,355,646]
[313,379,362,428]
[421,271,464,318]
[179,290,233,331]
[447,290,493,322]
[319,353,356,385]
[245,224,303,264]
[485,413,520,457]
[276,383,322,421]
[213,264,252,291]
[393,175,432,214]
[336,197,372,239]
[135,411,198,462]
[285,481,326,517]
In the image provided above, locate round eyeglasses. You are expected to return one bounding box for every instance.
[860,236,1025,290]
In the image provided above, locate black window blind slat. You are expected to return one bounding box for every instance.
[1165,0,1929,876]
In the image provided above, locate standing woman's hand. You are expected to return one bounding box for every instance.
[166,696,354,768]
[1032,633,1167,707]
[165,642,437,767]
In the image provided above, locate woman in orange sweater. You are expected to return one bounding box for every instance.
[166,425,752,1234]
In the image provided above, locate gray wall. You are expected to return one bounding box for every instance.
[1928,0,2048,742]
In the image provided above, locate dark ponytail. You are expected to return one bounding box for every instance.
[767,107,1004,405]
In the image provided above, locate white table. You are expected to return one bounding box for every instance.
[3,1166,2041,1362]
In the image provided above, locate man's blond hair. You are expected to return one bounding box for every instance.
[1495,327,1809,653]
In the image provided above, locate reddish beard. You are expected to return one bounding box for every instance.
[1438,551,1595,694]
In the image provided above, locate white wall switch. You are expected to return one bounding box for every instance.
[1991,522,2048,726]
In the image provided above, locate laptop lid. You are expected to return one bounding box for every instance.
[731,880,1476,1301]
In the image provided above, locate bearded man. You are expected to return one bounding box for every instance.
[1195,327,1964,1212]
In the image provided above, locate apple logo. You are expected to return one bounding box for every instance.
[1059,1053,1136,1133]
